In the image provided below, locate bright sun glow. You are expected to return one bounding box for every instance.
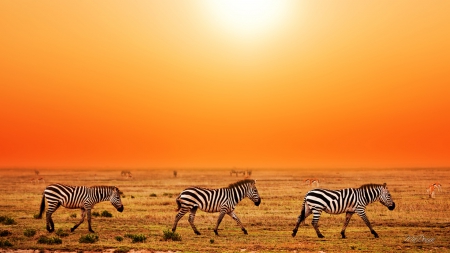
[206,0,290,38]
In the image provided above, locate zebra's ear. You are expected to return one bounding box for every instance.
[383,183,387,188]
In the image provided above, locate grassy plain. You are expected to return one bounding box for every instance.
[0,168,449,253]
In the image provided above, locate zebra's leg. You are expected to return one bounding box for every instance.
[214,211,227,236]
[71,208,86,232]
[46,202,60,232]
[341,211,354,239]
[87,209,95,233]
[227,211,247,235]
[188,206,201,235]
[311,209,324,238]
[356,209,378,238]
[172,208,188,233]
[292,204,312,237]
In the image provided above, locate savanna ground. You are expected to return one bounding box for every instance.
[0,168,449,253]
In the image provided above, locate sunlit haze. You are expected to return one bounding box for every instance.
[1,1,449,169]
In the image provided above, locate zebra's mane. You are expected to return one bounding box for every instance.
[227,179,255,189]
[359,183,383,189]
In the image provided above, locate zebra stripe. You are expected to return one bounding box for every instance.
[172,179,261,235]
[38,183,124,233]
[292,183,395,238]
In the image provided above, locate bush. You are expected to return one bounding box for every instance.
[114,246,130,253]
[92,211,100,217]
[0,230,12,237]
[101,210,113,217]
[115,236,123,242]
[124,233,146,243]
[0,216,16,225]
[24,228,36,237]
[79,233,99,244]
[0,239,13,247]
[55,228,69,237]
[162,193,173,198]
[70,213,77,218]
[149,193,157,197]
[33,214,40,219]
[37,236,62,245]
[162,230,182,241]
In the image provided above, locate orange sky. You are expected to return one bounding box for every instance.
[1,1,449,169]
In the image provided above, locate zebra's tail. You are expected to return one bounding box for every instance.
[299,200,306,223]
[175,197,182,212]
[38,194,45,219]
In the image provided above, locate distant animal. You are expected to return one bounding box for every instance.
[172,179,261,236]
[304,178,320,187]
[427,183,442,198]
[292,183,395,238]
[230,170,246,176]
[38,184,124,233]
[30,178,37,184]
[37,177,45,183]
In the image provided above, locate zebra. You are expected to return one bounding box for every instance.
[292,183,395,239]
[172,179,261,236]
[38,183,124,233]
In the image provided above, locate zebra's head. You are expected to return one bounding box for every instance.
[110,187,124,212]
[379,183,395,211]
[246,180,261,206]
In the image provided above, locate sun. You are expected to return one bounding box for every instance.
[205,0,291,38]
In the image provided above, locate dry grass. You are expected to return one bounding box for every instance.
[0,168,449,252]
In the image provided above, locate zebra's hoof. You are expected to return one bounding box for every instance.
[89,229,95,233]
[242,229,248,235]
[214,230,218,236]
[292,229,297,237]
[194,231,201,235]
[70,228,75,232]
[318,234,325,238]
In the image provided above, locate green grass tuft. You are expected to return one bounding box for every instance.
[0,239,13,247]
[55,228,69,237]
[162,230,182,241]
[0,216,16,225]
[79,233,99,244]
[24,228,36,237]
[37,236,62,245]
[0,230,12,237]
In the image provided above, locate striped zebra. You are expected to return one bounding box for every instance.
[172,179,261,235]
[292,183,395,238]
[38,184,124,233]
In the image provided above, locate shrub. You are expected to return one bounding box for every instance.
[163,193,173,198]
[0,216,16,225]
[37,236,62,245]
[124,233,146,243]
[149,193,157,197]
[162,230,182,241]
[0,230,12,237]
[0,239,13,247]
[114,246,130,253]
[101,210,113,217]
[92,211,100,217]
[115,236,123,242]
[33,214,40,219]
[131,195,135,199]
[70,213,77,218]
[55,228,69,237]
[24,228,36,237]
[79,233,99,244]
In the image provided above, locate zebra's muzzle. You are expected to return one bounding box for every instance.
[388,202,395,211]
[117,205,124,212]
[254,198,261,206]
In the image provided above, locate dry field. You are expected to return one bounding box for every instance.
[0,168,449,253]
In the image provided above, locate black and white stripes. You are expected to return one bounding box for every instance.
[38,184,124,233]
[172,179,261,235]
[292,183,395,238]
